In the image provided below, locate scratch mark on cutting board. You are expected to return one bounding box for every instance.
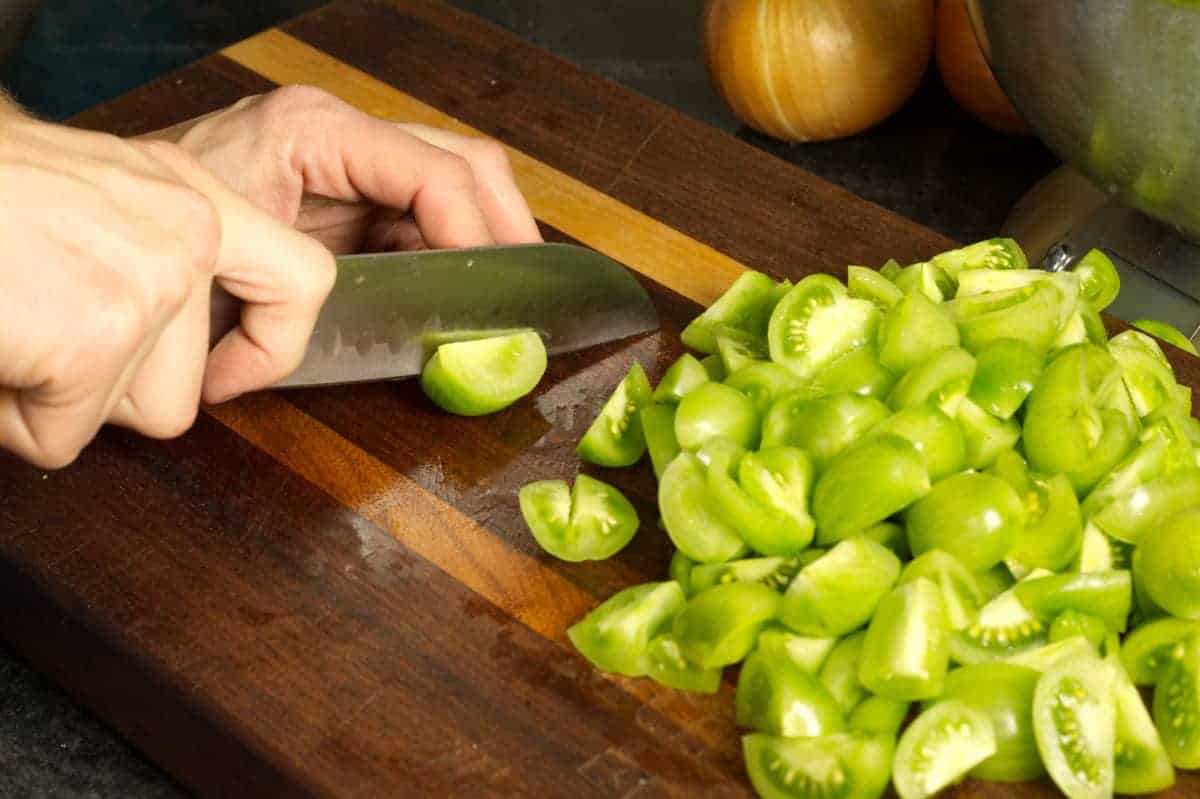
[606,119,664,193]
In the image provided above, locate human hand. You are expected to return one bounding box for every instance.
[146,85,542,254]
[0,109,334,468]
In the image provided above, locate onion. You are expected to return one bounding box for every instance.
[935,0,1031,135]
[702,0,935,143]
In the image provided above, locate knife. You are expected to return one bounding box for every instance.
[209,242,659,388]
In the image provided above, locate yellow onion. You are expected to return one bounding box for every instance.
[935,0,1031,135]
[702,0,935,142]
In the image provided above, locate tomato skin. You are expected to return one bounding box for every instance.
[566,581,686,677]
[1007,472,1083,573]
[1049,610,1108,649]
[1074,248,1120,311]
[955,396,1021,470]
[736,648,847,738]
[848,265,903,309]
[905,472,1024,573]
[952,280,1063,355]
[1153,634,1200,768]
[1133,317,1198,355]
[576,362,653,467]
[810,345,898,400]
[651,353,710,404]
[673,581,780,669]
[519,476,639,562]
[898,550,984,631]
[968,337,1043,420]
[674,382,760,451]
[420,330,548,416]
[681,270,781,354]
[813,434,930,545]
[821,631,868,712]
[723,362,802,414]
[1112,655,1175,795]
[1092,468,1200,546]
[1013,570,1132,633]
[931,662,1044,781]
[732,447,817,556]
[877,289,960,375]
[863,405,965,483]
[847,695,910,737]
[1122,618,1200,686]
[639,404,680,480]
[761,392,891,472]
[669,549,695,597]
[659,452,748,564]
[645,634,722,693]
[1135,508,1200,620]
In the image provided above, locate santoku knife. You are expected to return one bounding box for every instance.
[209,242,659,388]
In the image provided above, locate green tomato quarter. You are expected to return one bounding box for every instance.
[566,581,685,677]
[681,270,781,354]
[847,265,903,309]
[858,578,949,702]
[892,700,996,799]
[742,732,893,799]
[639,404,680,480]
[1135,507,1200,620]
[723,362,803,414]
[659,452,747,564]
[1112,654,1175,794]
[887,346,977,416]
[674,381,760,451]
[768,275,880,379]
[933,662,1043,781]
[968,337,1043,420]
[1122,617,1200,686]
[877,289,960,374]
[1033,649,1116,799]
[905,472,1024,573]
[1153,633,1200,769]
[644,633,722,693]
[1073,248,1120,312]
[813,434,930,545]
[576,361,652,467]
[863,405,965,483]
[420,330,547,415]
[673,581,780,669]
[651,353,709,404]
[761,392,890,473]
[736,647,847,738]
[780,538,901,638]
[898,550,984,631]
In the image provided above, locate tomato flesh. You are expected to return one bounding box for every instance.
[420,330,547,415]
[949,588,1048,665]
[659,452,747,564]
[968,338,1043,419]
[887,346,976,416]
[898,550,984,631]
[651,353,709,404]
[931,237,1028,279]
[780,538,901,638]
[877,289,960,375]
[1122,618,1200,686]
[848,695,910,737]
[675,382,760,451]
[813,434,930,545]
[1135,508,1200,620]
[566,581,685,677]
[519,475,639,562]
[1073,248,1120,312]
[576,361,652,467]
[1013,570,1132,633]
[742,732,893,799]
[639,404,680,480]
[1152,633,1200,768]
[821,632,868,712]
[673,581,780,668]
[893,700,996,799]
[645,633,722,693]
[761,392,890,472]
[736,648,847,738]
[1112,655,1175,794]
[724,362,802,413]
[858,578,948,701]
[768,275,880,379]
[681,270,781,354]
[933,662,1043,781]
[1033,649,1116,799]
[955,397,1021,470]
[756,626,836,675]
[1133,317,1198,355]
[848,265,903,309]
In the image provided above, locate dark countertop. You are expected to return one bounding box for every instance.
[0,1,1057,796]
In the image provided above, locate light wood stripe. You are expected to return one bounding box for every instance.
[208,394,738,750]
[222,29,746,306]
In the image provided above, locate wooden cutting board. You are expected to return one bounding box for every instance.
[4,1,1198,796]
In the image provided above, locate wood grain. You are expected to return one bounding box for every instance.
[1,0,1198,797]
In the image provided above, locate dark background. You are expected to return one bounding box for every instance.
[0,1,1055,795]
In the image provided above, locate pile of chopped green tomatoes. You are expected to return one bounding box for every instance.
[518,238,1200,799]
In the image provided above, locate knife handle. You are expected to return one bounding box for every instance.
[208,285,242,349]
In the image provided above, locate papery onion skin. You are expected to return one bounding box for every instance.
[935,0,1031,136]
[702,0,935,143]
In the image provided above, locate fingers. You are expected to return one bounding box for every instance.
[395,123,542,245]
[139,140,336,403]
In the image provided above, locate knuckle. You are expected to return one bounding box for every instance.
[260,84,340,125]
[470,138,512,174]
[139,404,199,441]
[428,150,475,188]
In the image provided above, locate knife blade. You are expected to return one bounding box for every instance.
[209,242,659,388]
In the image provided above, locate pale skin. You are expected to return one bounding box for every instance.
[0,85,541,469]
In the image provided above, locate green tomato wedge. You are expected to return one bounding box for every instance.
[659,452,747,564]
[807,344,898,400]
[951,280,1063,356]
[879,258,903,280]
[724,362,802,414]
[742,732,893,799]
[761,392,891,473]
[877,289,960,374]
[848,265,903,309]
[865,406,965,483]
[893,700,996,799]
[949,588,1049,665]
[735,447,817,555]
[419,330,547,416]
[715,324,770,374]
[669,549,695,596]
[576,361,652,466]
[674,382,760,451]
[975,563,1016,602]
[518,475,639,562]
[1023,344,1136,492]
[1052,302,1109,353]
[1013,570,1132,633]
[1110,330,1179,418]
[813,434,930,545]
[1123,618,1200,686]
[859,521,911,560]
[858,578,949,701]
[780,538,901,638]
[1153,634,1200,768]
[1074,522,1134,573]
[639,404,680,480]
[1033,649,1117,799]
[1006,472,1083,573]
[821,632,869,712]
[681,270,781,354]
[955,397,1021,470]
[848,695,910,737]
[899,550,985,631]
[886,346,977,416]
[906,472,1024,573]
[1074,248,1120,312]
[651,353,709,404]
[768,275,880,379]
[1049,610,1109,649]
[954,269,1080,329]
[1133,318,1198,355]
[757,625,837,675]
[1109,653,1176,794]
[1005,635,1095,673]
[644,633,722,693]
[932,237,1028,279]
[672,581,780,668]
[566,581,685,677]
[700,352,726,381]
[931,663,1043,782]
[968,338,1043,420]
[690,556,802,595]
[893,262,955,302]
[1135,507,1200,620]
[737,648,847,737]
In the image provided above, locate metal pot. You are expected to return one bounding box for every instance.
[969,0,1200,243]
